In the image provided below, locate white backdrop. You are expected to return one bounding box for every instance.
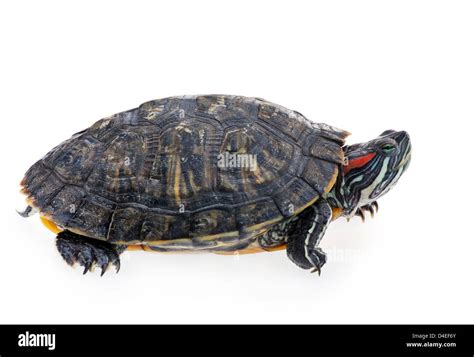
[0,0,472,324]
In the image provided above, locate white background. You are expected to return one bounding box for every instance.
[0,0,472,324]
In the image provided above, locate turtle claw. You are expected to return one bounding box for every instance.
[56,231,123,276]
[310,266,322,276]
[100,264,108,277]
[357,202,379,221]
[355,208,365,222]
[100,260,120,276]
[307,247,327,276]
[83,264,91,275]
[367,205,375,218]
[373,201,379,213]
[114,259,121,274]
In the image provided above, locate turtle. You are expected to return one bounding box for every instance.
[19,95,411,275]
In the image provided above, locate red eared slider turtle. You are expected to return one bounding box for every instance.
[19,95,411,275]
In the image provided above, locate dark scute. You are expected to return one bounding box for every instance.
[307,136,345,165]
[50,136,103,185]
[189,208,237,238]
[22,161,51,194]
[194,95,256,122]
[47,186,85,225]
[300,157,338,194]
[312,123,351,145]
[257,102,310,142]
[28,172,64,211]
[217,123,295,195]
[66,198,115,240]
[235,199,282,232]
[108,206,145,242]
[140,211,190,241]
[86,130,145,203]
[138,97,182,123]
[273,178,320,217]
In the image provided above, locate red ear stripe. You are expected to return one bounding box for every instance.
[343,153,376,174]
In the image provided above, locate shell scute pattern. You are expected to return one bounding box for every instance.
[46,185,85,227]
[86,130,145,203]
[66,197,115,239]
[257,101,312,142]
[22,95,347,249]
[194,95,257,123]
[138,96,183,124]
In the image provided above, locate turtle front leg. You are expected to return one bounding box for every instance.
[286,199,332,274]
[56,231,126,276]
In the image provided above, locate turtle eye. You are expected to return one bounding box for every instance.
[381,144,396,154]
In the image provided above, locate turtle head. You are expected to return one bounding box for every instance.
[338,130,411,218]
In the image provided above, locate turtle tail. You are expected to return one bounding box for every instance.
[17,205,36,218]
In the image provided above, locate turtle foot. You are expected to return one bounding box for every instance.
[56,231,123,276]
[308,247,328,276]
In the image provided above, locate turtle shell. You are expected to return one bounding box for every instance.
[21,95,349,251]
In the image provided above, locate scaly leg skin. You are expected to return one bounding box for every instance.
[286,199,332,275]
[258,215,298,249]
[56,230,126,276]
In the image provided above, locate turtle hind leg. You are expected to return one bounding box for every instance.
[56,230,126,276]
[286,198,332,275]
